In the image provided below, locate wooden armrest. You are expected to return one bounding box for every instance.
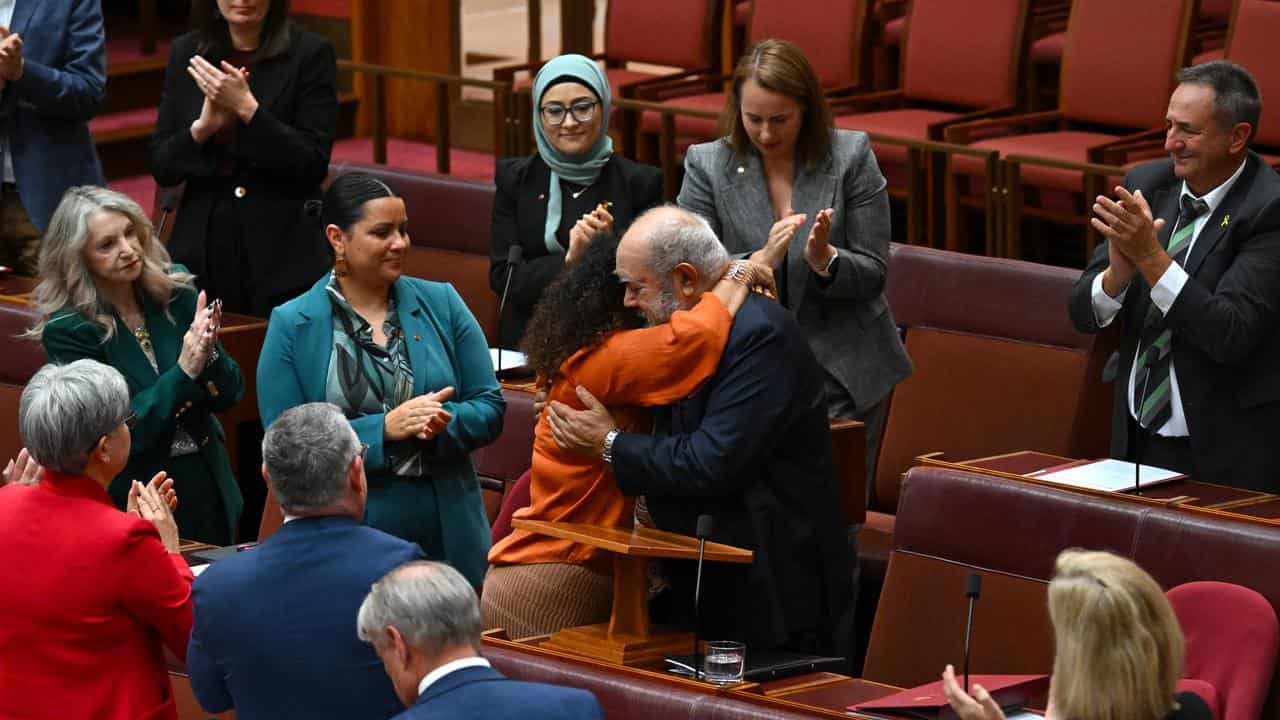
[943,110,1062,144]
[633,73,725,101]
[829,89,904,114]
[619,68,714,96]
[924,104,1017,140]
[493,52,606,83]
[829,418,867,527]
[1089,127,1166,166]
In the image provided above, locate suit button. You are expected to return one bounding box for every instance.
[234,186,247,198]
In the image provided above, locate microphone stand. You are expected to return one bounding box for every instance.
[1134,350,1156,497]
[963,573,982,695]
[495,246,523,374]
[693,514,713,680]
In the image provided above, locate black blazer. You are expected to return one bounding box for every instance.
[611,294,855,657]
[489,153,663,347]
[1069,152,1280,492]
[150,26,337,316]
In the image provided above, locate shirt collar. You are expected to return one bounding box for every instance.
[416,656,491,699]
[1181,156,1247,214]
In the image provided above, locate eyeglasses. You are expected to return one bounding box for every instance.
[352,443,369,465]
[540,99,598,126]
[123,411,137,431]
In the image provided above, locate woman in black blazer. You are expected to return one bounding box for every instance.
[150,0,337,317]
[489,54,664,348]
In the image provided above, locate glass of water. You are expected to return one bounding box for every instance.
[702,641,746,684]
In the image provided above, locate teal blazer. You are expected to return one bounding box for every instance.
[41,283,245,541]
[256,275,505,585]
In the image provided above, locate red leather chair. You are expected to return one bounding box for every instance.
[490,469,533,546]
[1168,581,1280,720]
[831,0,1028,246]
[1190,0,1238,64]
[636,0,872,153]
[945,0,1195,259]
[1222,0,1280,166]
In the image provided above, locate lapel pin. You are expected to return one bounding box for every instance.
[538,193,545,200]
[1222,214,1230,227]
[736,166,745,174]
[413,335,421,341]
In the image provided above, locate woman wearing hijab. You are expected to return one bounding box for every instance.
[488,54,664,348]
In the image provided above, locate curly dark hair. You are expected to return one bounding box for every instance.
[520,235,642,380]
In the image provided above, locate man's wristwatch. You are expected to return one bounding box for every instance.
[601,428,621,465]
[815,250,838,277]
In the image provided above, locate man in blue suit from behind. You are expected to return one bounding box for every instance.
[359,561,604,720]
[188,402,424,720]
[0,0,106,275]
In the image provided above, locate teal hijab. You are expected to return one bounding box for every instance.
[532,54,614,254]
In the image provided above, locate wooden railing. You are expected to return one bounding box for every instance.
[337,60,519,174]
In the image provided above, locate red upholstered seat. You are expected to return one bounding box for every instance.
[835,108,957,185]
[638,0,869,147]
[1192,47,1226,64]
[958,130,1118,191]
[1177,679,1222,720]
[1168,581,1279,720]
[490,469,532,546]
[1225,0,1280,151]
[881,15,905,45]
[513,67,667,96]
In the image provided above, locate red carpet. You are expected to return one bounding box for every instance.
[108,176,158,216]
[331,138,497,182]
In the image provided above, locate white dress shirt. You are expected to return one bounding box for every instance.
[1090,158,1247,436]
[0,0,15,184]
[416,656,492,699]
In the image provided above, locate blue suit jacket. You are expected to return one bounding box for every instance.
[2,0,105,231]
[392,665,603,720]
[257,275,505,587]
[188,516,424,720]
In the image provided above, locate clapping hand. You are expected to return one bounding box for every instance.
[178,291,219,379]
[941,664,1006,720]
[566,202,615,265]
[188,55,259,124]
[1,448,42,487]
[752,209,806,269]
[1093,187,1166,293]
[803,208,837,274]
[128,474,181,552]
[0,27,24,83]
[385,387,455,442]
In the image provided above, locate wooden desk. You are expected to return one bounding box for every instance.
[917,450,1280,523]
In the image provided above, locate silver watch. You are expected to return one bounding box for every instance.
[601,428,621,465]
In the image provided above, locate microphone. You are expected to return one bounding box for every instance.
[495,245,523,373]
[962,572,982,695]
[693,514,714,679]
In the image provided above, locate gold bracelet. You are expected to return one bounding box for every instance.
[723,260,753,286]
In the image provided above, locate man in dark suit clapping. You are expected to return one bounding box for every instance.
[1069,61,1280,492]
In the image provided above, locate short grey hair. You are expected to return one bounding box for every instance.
[357,561,482,655]
[1178,61,1263,144]
[642,205,731,283]
[262,402,360,513]
[20,360,130,474]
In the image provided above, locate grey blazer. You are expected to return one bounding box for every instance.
[678,130,912,412]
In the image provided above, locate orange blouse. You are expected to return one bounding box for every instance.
[488,294,733,571]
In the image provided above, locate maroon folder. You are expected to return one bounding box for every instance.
[851,674,1049,719]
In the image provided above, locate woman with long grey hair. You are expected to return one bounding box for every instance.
[28,186,245,545]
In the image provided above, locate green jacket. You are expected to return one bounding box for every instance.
[41,283,245,540]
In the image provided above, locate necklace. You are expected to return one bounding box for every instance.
[133,324,152,353]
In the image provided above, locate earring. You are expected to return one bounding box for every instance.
[335,253,350,277]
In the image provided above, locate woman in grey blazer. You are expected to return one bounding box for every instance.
[678,39,911,437]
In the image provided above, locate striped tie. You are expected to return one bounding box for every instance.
[1132,194,1210,430]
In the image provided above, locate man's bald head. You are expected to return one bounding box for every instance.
[616,205,729,325]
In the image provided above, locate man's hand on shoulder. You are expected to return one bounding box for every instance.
[546,386,616,458]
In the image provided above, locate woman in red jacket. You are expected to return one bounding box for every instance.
[0,360,192,720]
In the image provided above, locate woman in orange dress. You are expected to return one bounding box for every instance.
[481,232,769,637]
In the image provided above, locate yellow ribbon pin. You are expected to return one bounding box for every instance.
[1222,214,1230,227]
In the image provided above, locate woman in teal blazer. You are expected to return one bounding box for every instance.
[33,187,244,545]
[256,173,504,587]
